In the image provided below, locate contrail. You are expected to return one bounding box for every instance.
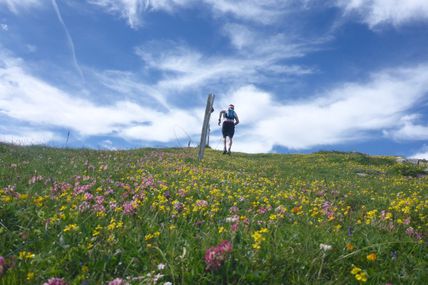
[51,0,84,82]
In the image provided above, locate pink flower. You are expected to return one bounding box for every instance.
[229,206,239,214]
[95,195,105,204]
[204,240,233,271]
[43,277,68,285]
[231,223,239,232]
[405,227,415,237]
[0,256,5,276]
[84,192,93,201]
[196,200,208,207]
[123,201,136,215]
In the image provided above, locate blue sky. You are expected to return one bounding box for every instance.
[1,0,428,158]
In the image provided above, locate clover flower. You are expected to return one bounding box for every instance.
[319,243,332,251]
[43,277,68,285]
[107,278,129,285]
[204,240,233,270]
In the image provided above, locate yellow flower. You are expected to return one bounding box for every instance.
[351,266,361,275]
[26,272,35,281]
[64,223,79,233]
[346,243,354,251]
[367,252,377,262]
[218,226,225,233]
[355,272,368,282]
[18,251,35,260]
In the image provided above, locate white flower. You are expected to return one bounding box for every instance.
[164,282,173,285]
[157,263,166,270]
[225,215,239,223]
[319,243,332,251]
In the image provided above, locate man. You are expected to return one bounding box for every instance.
[218,104,239,155]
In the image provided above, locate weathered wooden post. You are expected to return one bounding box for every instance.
[198,94,215,161]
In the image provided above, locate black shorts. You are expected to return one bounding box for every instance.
[222,121,235,138]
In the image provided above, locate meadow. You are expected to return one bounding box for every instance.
[0,143,427,284]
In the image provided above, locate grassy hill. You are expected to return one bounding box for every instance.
[0,143,427,284]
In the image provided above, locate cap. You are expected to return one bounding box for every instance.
[228,104,234,109]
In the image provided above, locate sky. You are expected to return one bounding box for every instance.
[1,0,428,158]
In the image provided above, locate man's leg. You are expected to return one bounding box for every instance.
[223,137,227,154]
[228,137,233,154]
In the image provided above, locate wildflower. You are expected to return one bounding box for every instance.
[18,251,35,260]
[163,282,173,285]
[43,277,68,285]
[252,228,268,250]
[355,271,368,282]
[225,215,239,223]
[351,265,368,283]
[27,272,35,281]
[405,227,415,237]
[346,243,354,251]
[231,222,239,232]
[204,240,233,270]
[351,265,361,275]
[367,252,377,262]
[0,256,6,276]
[107,278,129,285]
[158,263,166,270]
[319,243,332,251]
[63,224,79,233]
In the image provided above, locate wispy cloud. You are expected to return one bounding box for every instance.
[51,0,84,82]
[88,0,294,28]
[333,0,428,28]
[88,0,148,29]
[217,64,428,153]
[0,53,203,144]
[135,33,316,93]
[1,23,8,31]
[204,0,291,24]
[0,0,41,13]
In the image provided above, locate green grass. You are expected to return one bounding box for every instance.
[0,143,427,284]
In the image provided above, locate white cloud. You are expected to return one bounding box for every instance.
[410,152,428,159]
[87,0,193,29]
[0,53,204,144]
[0,0,41,13]
[334,0,428,27]
[385,115,428,140]
[0,128,58,145]
[1,24,8,31]
[409,145,428,160]
[135,37,314,92]
[204,0,290,24]
[88,0,293,28]
[216,65,428,153]
[88,0,147,29]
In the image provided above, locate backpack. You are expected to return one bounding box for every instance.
[225,109,235,120]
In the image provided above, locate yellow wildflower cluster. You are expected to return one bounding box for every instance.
[64,223,79,233]
[351,265,368,283]
[252,228,269,250]
[18,251,35,260]
[145,231,161,241]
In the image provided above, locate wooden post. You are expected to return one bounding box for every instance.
[198,94,215,161]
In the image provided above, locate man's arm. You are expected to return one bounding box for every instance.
[218,110,225,125]
[234,114,240,126]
